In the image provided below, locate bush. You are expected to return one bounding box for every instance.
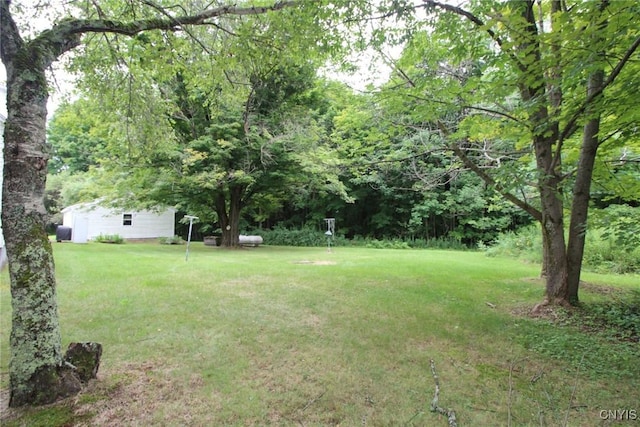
[159,235,185,245]
[94,234,124,244]
[483,223,640,274]
[482,225,542,263]
[248,226,347,247]
[583,228,640,274]
[363,239,411,249]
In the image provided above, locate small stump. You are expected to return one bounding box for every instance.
[64,342,103,383]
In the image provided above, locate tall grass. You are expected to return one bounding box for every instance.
[1,243,638,426]
[485,224,640,274]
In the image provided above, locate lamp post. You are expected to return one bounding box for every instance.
[184,215,199,261]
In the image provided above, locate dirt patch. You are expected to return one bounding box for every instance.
[1,361,220,426]
[511,303,565,321]
[75,361,220,426]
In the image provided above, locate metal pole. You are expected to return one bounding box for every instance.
[184,215,198,261]
[324,218,335,252]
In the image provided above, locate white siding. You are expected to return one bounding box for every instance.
[62,202,175,241]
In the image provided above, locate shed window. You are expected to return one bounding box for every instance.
[123,214,133,226]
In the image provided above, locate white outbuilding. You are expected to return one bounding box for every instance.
[61,200,175,243]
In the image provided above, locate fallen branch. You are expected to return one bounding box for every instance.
[563,354,584,427]
[429,359,458,427]
[300,390,325,412]
[508,358,516,427]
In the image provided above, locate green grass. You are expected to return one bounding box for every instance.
[1,243,639,426]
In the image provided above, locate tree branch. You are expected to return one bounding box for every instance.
[559,34,640,143]
[429,359,458,427]
[438,122,542,221]
[28,1,297,62]
[405,94,523,124]
[420,0,526,73]
[0,1,24,68]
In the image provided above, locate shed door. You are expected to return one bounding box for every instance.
[72,215,89,243]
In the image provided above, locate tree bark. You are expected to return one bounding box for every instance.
[2,54,78,408]
[566,74,605,304]
[534,135,570,306]
[215,186,243,248]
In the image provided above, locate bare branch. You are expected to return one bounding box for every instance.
[429,359,458,427]
[405,94,523,124]
[27,1,298,66]
[437,122,542,221]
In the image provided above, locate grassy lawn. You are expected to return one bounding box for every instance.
[1,242,638,426]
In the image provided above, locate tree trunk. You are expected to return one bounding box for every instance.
[215,186,243,248]
[519,0,571,308]
[533,132,570,307]
[566,70,604,303]
[2,64,81,407]
[537,186,569,306]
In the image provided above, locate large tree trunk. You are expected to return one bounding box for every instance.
[215,186,243,248]
[536,156,570,306]
[2,63,81,407]
[520,1,571,308]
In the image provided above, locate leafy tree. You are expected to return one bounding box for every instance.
[0,0,306,407]
[370,0,640,306]
[47,99,111,174]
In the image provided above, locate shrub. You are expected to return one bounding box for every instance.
[247,226,347,247]
[482,225,542,263]
[583,228,640,274]
[159,235,185,245]
[94,234,124,244]
[483,223,640,274]
[363,239,411,249]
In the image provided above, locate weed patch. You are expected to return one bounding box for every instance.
[514,287,640,380]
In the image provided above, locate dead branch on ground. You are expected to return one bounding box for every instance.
[429,359,458,427]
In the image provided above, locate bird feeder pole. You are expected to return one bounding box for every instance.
[184,215,199,261]
[324,218,335,252]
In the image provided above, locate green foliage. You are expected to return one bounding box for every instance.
[583,228,640,274]
[46,99,111,174]
[349,235,468,250]
[591,204,640,253]
[576,290,640,343]
[482,224,543,263]
[158,235,184,245]
[520,290,640,379]
[250,226,346,247]
[253,225,474,250]
[93,234,124,244]
[484,222,640,274]
[363,239,411,249]
[520,323,638,379]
